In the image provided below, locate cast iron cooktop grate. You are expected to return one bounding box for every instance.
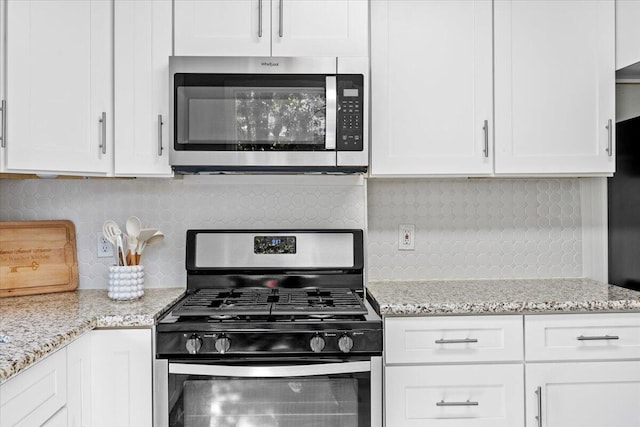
[171,287,367,318]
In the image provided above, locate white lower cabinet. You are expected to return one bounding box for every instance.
[91,329,153,427]
[384,313,640,427]
[384,315,526,427]
[67,332,93,427]
[0,347,67,427]
[0,328,152,427]
[525,361,640,427]
[386,364,524,427]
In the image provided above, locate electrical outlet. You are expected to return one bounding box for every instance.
[97,232,114,258]
[398,224,415,250]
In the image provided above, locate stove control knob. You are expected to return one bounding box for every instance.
[310,335,326,353]
[215,336,231,354]
[338,335,354,353]
[185,334,203,355]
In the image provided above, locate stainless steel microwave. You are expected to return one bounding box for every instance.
[169,56,368,173]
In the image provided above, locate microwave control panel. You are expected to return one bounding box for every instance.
[336,75,364,151]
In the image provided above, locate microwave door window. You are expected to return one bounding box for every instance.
[175,84,327,151]
[177,87,236,145]
[235,87,326,151]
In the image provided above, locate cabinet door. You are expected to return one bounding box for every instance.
[272,0,368,57]
[494,0,615,175]
[67,332,92,427]
[526,361,640,427]
[91,329,153,427]
[174,0,270,56]
[114,0,172,176]
[5,0,112,175]
[370,0,493,176]
[386,364,525,427]
[0,348,67,426]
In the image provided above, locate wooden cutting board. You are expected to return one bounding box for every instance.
[0,220,78,297]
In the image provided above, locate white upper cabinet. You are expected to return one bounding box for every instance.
[370,0,616,177]
[494,0,615,175]
[174,0,270,56]
[371,0,493,176]
[4,0,113,175]
[174,0,368,57]
[271,0,368,57]
[114,0,173,176]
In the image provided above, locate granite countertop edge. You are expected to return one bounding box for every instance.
[374,300,640,317]
[0,288,185,384]
[367,279,640,317]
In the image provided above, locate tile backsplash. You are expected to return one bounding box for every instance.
[367,178,583,280]
[0,176,366,288]
[1,176,584,288]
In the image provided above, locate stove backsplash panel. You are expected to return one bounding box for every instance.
[0,178,365,288]
[0,177,582,287]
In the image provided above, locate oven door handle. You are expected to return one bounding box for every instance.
[169,360,371,378]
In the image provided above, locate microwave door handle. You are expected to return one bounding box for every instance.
[325,76,337,150]
[169,360,371,378]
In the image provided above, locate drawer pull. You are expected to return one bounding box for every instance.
[435,338,478,344]
[577,335,619,341]
[436,399,479,407]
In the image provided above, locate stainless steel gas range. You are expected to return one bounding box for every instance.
[154,229,382,427]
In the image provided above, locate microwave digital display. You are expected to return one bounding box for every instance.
[343,89,359,97]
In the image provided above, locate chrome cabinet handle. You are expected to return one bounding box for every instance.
[99,112,106,154]
[279,0,284,37]
[605,119,613,156]
[258,0,263,38]
[577,335,619,341]
[535,386,542,427]
[435,338,478,344]
[0,100,5,148]
[482,119,489,157]
[158,114,164,156]
[436,400,479,407]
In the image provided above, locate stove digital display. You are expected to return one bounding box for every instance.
[254,236,296,254]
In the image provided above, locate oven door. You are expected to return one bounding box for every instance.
[155,357,382,427]
[169,57,339,170]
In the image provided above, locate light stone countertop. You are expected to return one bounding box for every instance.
[366,278,640,316]
[0,288,185,384]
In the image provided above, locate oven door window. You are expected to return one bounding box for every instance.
[168,372,371,427]
[174,74,328,152]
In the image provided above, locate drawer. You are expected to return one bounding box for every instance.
[385,364,524,427]
[0,348,67,427]
[385,315,524,364]
[525,313,640,361]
